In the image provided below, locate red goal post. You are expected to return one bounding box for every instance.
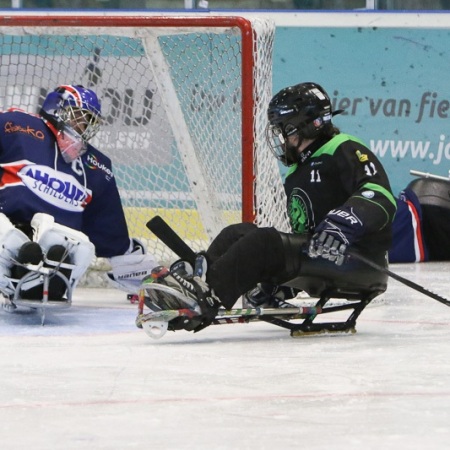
[0,14,289,282]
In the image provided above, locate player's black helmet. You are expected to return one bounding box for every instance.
[266,82,341,165]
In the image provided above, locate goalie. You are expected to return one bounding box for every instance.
[143,82,397,334]
[0,84,158,306]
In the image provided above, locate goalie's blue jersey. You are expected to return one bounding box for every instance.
[0,108,130,258]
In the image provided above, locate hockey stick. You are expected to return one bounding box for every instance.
[146,215,197,265]
[348,251,450,308]
[410,169,450,181]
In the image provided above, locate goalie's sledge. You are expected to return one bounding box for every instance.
[3,259,72,326]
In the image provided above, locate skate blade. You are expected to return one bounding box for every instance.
[12,299,71,309]
[291,327,356,338]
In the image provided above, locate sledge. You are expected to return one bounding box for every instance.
[135,278,381,339]
[137,215,450,340]
[2,259,72,326]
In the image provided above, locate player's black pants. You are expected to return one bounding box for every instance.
[206,223,388,310]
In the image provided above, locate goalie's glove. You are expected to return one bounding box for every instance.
[308,207,364,266]
[107,238,159,294]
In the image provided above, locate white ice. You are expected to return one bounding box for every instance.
[1,262,449,450]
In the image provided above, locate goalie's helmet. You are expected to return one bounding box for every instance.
[266,82,340,165]
[41,85,102,163]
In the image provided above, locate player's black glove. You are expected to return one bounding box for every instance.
[308,207,364,266]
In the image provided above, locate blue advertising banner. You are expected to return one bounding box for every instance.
[268,11,450,195]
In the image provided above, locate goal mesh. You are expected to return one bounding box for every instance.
[0,15,290,287]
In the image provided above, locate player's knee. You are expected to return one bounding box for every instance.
[0,214,31,264]
[207,222,257,262]
[278,231,309,276]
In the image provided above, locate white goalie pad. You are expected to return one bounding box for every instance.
[0,213,31,295]
[107,238,159,294]
[31,213,95,289]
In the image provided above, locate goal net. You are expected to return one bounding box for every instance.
[0,15,290,286]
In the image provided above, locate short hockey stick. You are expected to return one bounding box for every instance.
[146,215,197,265]
[349,251,450,308]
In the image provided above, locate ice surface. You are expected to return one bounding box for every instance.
[1,262,449,449]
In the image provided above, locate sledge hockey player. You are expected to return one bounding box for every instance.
[142,82,397,334]
[0,84,158,309]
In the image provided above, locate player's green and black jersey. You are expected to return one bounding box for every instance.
[284,133,397,253]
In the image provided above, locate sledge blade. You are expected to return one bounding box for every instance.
[291,326,357,338]
[12,299,71,309]
[290,322,357,338]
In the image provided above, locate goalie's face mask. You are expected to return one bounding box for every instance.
[54,121,87,164]
[55,107,101,163]
[60,105,101,143]
[41,85,102,163]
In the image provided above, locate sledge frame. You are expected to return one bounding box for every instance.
[5,261,73,326]
[137,281,383,339]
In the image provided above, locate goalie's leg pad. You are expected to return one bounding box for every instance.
[31,213,95,290]
[0,213,31,296]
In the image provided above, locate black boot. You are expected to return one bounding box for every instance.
[45,245,72,300]
[245,283,298,309]
[11,242,44,300]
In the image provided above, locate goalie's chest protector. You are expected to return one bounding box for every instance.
[283,134,361,235]
[0,110,112,230]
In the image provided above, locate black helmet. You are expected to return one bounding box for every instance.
[266,82,341,165]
